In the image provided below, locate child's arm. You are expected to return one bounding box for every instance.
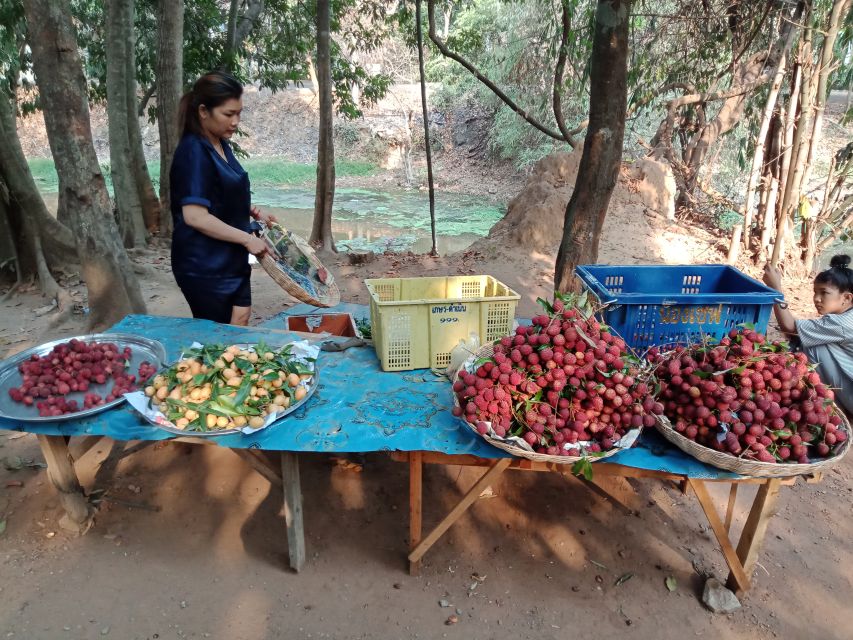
[763,265,798,336]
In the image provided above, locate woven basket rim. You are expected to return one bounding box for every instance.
[451,344,640,465]
[259,229,340,308]
[654,411,851,478]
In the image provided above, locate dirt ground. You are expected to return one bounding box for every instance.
[3,88,852,640]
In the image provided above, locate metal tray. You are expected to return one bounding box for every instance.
[143,343,318,437]
[0,333,167,423]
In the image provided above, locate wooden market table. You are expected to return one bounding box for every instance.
[0,310,826,592]
[392,451,819,597]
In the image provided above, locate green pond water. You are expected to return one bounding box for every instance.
[29,158,505,255]
[251,186,504,254]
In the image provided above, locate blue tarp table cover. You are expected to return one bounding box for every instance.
[0,311,738,479]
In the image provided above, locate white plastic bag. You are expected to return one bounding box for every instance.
[446,332,481,379]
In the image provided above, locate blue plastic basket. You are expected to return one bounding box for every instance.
[575,264,783,349]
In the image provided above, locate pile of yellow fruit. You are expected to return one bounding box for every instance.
[144,341,315,432]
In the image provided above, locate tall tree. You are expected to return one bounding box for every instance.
[23,0,146,328]
[106,0,147,247]
[155,0,184,235]
[0,0,75,309]
[0,94,75,311]
[416,0,437,256]
[554,0,630,292]
[124,0,160,233]
[309,0,336,252]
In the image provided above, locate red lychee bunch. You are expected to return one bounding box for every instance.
[650,328,847,464]
[452,297,662,456]
[7,339,139,417]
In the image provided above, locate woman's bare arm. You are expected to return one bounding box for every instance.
[182,204,267,256]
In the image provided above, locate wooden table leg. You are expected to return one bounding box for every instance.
[689,478,751,593]
[409,452,423,576]
[36,435,93,533]
[724,483,739,533]
[726,478,781,596]
[280,452,305,572]
[408,457,512,565]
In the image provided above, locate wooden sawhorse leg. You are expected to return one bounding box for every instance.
[280,451,306,572]
[689,478,781,596]
[223,447,306,572]
[407,457,512,566]
[36,434,94,533]
[409,451,423,575]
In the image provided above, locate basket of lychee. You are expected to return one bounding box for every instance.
[649,328,851,477]
[450,294,663,465]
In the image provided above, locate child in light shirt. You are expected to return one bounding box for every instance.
[763,254,853,417]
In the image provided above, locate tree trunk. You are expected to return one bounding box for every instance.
[306,53,319,97]
[554,0,630,293]
[779,37,817,259]
[225,0,240,68]
[309,0,336,252]
[124,0,160,233]
[224,0,265,68]
[155,0,184,237]
[106,0,146,248]
[757,110,783,260]
[24,0,146,328]
[0,90,77,270]
[799,0,851,263]
[769,63,801,265]
[741,11,799,249]
[416,0,437,256]
[676,2,805,209]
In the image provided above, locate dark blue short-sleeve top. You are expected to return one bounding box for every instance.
[170,133,252,279]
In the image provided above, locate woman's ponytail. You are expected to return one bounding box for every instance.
[816,254,853,293]
[177,90,197,138]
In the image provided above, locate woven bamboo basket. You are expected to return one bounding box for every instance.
[259,224,340,308]
[654,411,851,478]
[451,344,640,465]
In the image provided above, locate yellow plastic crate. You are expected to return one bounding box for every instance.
[365,275,520,371]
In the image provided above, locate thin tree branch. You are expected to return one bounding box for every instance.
[816,199,853,252]
[552,0,579,147]
[137,83,155,118]
[426,0,580,144]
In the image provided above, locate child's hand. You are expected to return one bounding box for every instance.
[763,263,783,291]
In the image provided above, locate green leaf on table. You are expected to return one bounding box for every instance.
[665,576,677,592]
[0,519,6,536]
[571,457,594,481]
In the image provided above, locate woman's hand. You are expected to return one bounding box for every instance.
[243,233,269,257]
[763,263,783,291]
[251,206,278,228]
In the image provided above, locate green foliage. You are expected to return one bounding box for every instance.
[63,0,394,122]
[428,0,591,168]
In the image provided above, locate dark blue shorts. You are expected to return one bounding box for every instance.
[176,274,252,324]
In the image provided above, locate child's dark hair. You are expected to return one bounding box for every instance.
[178,71,243,137]
[815,254,853,293]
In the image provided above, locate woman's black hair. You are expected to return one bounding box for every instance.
[178,70,243,137]
[814,254,853,293]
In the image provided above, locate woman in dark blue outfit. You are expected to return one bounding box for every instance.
[170,71,275,325]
